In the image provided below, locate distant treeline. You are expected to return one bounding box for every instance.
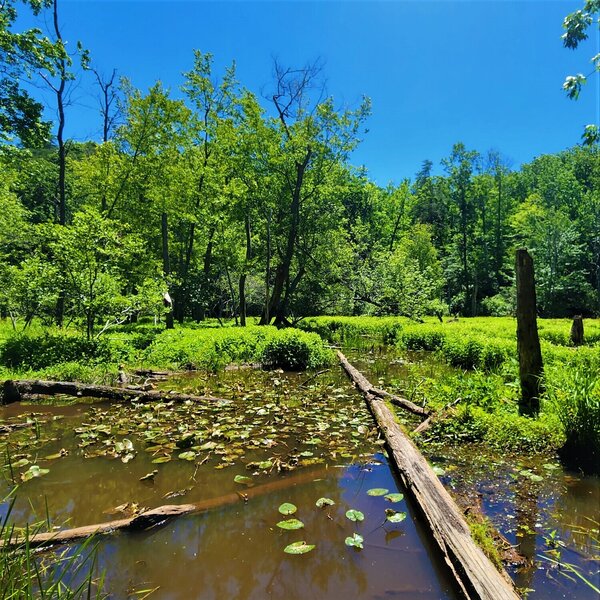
[1,51,599,334]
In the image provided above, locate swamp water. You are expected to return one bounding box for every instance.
[351,347,600,600]
[0,368,458,599]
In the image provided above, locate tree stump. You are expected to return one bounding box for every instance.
[570,315,584,346]
[515,249,543,416]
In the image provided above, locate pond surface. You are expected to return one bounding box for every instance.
[0,368,459,599]
[351,347,600,600]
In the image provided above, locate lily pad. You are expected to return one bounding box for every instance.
[152,456,172,464]
[276,518,305,530]
[278,502,298,515]
[345,533,364,549]
[234,474,253,485]
[178,451,196,461]
[385,509,407,523]
[21,465,49,482]
[284,541,315,555]
[315,497,335,508]
[345,509,364,522]
[384,493,404,503]
[367,488,389,496]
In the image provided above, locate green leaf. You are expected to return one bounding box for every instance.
[432,465,446,476]
[152,456,172,464]
[234,474,253,485]
[345,533,364,549]
[366,488,389,496]
[21,465,49,482]
[276,518,304,530]
[315,497,335,508]
[284,541,315,555]
[345,509,364,522]
[384,493,404,503]
[385,509,407,523]
[278,502,297,515]
[178,451,196,461]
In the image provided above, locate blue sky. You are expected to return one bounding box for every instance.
[17,0,599,184]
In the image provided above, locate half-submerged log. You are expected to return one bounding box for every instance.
[335,356,428,417]
[1,379,225,406]
[515,249,543,416]
[570,315,584,346]
[1,467,327,549]
[338,351,519,600]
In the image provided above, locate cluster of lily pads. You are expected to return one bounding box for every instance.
[1,373,385,490]
[267,488,407,555]
[72,387,380,473]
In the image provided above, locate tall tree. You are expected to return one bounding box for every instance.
[258,61,370,325]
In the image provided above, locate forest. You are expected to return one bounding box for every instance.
[1,2,599,336]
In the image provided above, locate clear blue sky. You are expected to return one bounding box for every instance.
[17,0,600,184]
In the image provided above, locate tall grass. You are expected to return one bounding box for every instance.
[0,499,105,599]
[548,369,600,473]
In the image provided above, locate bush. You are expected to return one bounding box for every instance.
[0,333,128,370]
[257,329,333,370]
[143,326,333,371]
[442,338,484,370]
[548,369,600,474]
[142,327,268,371]
[401,327,446,351]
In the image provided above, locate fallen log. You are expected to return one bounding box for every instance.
[1,467,327,549]
[1,380,226,406]
[336,354,428,417]
[413,398,461,436]
[337,351,519,600]
[0,421,38,434]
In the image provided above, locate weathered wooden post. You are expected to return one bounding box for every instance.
[515,249,543,416]
[570,315,584,346]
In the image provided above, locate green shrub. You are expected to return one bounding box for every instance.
[548,369,600,473]
[0,333,128,370]
[143,327,269,370]
[143,326,332,371]
[257,329,333,370]
[401,327,446,351]
[442,338,484,369]
[427,405,563,453]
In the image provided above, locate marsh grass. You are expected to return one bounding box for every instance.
[548,369,600,473]
[0,498,105,599]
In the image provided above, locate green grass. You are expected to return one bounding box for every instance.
[0,321,334,378]
[1,498,105,598]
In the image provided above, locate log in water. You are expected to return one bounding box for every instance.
[337,350,519,600]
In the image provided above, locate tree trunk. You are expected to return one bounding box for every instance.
[515,249,543,416]
[260,149,311,325]
[264,209,271,325]
[2,379,225,405]
[162,212,174,329]
[337,351,519,600]
[570,315,584,346]
[239,214,252,327]
[1,467,328,549]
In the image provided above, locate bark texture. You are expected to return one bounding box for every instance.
[515,249,543,416]
[338,351,519,600]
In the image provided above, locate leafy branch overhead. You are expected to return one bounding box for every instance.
[562,1,600,145]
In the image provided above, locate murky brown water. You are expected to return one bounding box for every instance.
[0,368,459,599]
[2,354,599,599]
